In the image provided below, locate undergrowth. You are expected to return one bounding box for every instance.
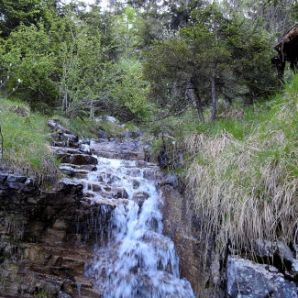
[185,75,298,255]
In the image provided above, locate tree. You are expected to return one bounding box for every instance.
[0,23,58,108]
[182,4,232,120]
[0,0,60,37]
[144,3,277,121]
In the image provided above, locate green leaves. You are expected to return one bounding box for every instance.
[112,58,150,119]
[0,23,58,104]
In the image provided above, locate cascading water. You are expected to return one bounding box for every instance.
[81,149,195,298]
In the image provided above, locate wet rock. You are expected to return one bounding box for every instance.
[0,169,110,297]
[48,120,79,147]
[58,178,83,195]
[158,146,170,169]
[111,188,129,199]
[0,174,36,193]
[58,291,72,298]
[87,183,101,192]
[58,153,98,166]
[79,143,91,155]
[161,184,205,297]
[53,147,81,155]
[60,163,97,172]
[0,173,7,183]
[98,187,129,199]
[90,141,145,160]
[53,219,67,230]
[227,256,298,298]
[133,192,150,207]
[143,168,162,180]
[133,180,140,189]
[59,165,89,178]
[126,168,142,177]
[51,132,79,148]
[6,174,27,184]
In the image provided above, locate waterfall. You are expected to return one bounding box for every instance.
[81,153,195,298]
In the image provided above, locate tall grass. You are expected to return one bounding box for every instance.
[186,75,298,255]
[0,98,58,180]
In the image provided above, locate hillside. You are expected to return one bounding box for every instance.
[186,74,298,253]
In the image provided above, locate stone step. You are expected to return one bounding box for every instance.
[59,165,90,178]
[52,146,82,155]
[82,196,129,208]
[60,163,97,172]
[57,153,98,166]
[90,141,145,160]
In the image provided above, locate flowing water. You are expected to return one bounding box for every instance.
[80,151,195,298]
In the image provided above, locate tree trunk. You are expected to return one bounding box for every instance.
[89,100,95,119]
[210,76,217,121]
[0,124,3,160]
[186,77,205,121]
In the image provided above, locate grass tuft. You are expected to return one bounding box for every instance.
[0,98,58,180]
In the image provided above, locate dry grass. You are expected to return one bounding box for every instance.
[185,79,298,255]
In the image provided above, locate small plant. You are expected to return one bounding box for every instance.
[34,288,50,298]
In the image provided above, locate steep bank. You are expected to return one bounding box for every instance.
[162,75,298,297]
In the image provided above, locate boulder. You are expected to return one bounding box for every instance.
[254,239,298,278]
[227,256,298,298]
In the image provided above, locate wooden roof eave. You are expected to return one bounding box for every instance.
[274,23,298,51]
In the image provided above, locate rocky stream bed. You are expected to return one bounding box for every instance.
[0,119,298,298]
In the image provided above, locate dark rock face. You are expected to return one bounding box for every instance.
[161,185,222,298]
[0,119,117,298]
[0,173,114,298]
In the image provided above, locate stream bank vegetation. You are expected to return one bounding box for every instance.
[185,75,298,255]
[0,98,57,178]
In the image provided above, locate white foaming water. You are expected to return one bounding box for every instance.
[83,155,195,298]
